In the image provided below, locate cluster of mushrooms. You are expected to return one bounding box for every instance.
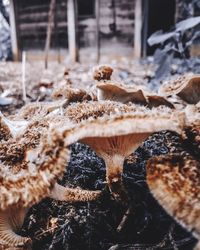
[0,65,199,249]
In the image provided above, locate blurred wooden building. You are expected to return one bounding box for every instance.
[9,0,199,62]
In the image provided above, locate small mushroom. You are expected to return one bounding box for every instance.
[52,86,97,105]
[93,65,113,81]
[159,74,200,104]
[61,101,185,201]
[15,100,67,120]
[146,153,200,248]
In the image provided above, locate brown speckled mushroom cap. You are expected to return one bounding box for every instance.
[62,104,185,146]
[146,154,200,239]
[15,100,66,120]
[159,74,200,104]
[0,128,69,211]
[93,65,113,81]
[59,101,185,201]
[52,86,96,104]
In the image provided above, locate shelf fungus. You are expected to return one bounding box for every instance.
[159,74,200,104]
[146,154,200,249]
[0,126,101,248]
[62,101,185,202]
[96,82,174,108]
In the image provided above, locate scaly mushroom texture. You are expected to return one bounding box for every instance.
[0,121,101,248]
[61,102,185,201]
[146,154,200,249]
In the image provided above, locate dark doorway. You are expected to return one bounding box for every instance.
[144,0,175,55]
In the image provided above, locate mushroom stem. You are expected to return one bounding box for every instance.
[0,207,31,248]
[104,154,128,202]
[49,183,102,202]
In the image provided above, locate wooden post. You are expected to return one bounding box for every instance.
[44,0,56,69]
[67,0,79,62]
[9,0,20,61]
[95,0,100,63]
[142,0,148,58]
[133,0,142,59]
[22,51,27,103]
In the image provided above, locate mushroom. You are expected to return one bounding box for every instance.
[96,82,174,108]
[96,82,147,104]
[146,153,200,249]
[15,100,67,120]
[61,101,185,201]
[51,86,97,105]
[92,65,113,81]
[0,120,101,248]
[159,74,200,104]
[0,126,101,248]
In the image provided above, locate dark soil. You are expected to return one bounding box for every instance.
[22,131,198,250]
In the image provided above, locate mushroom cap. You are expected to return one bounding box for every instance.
[64,100,138,123]
[0,125,69,210]
[146,154,200,238]
[52,86,96,103]
[64,100,185,127]
[93,65,113,81]
[15,100,66,120]
[159,74,200,104]
[59,102,185,147]
[96,82,147,104]
[146,95,175,109]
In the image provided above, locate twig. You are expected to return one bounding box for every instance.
[116,207,132,233]
[22,51,27,103]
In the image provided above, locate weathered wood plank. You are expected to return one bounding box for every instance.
[95,0,100,63]
[9,0,20,61]
[44,0,56,69]
[67,0,79,62]
[133,0,142,58]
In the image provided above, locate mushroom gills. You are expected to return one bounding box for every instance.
[0,206,31,247]
[81,133,151,202]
